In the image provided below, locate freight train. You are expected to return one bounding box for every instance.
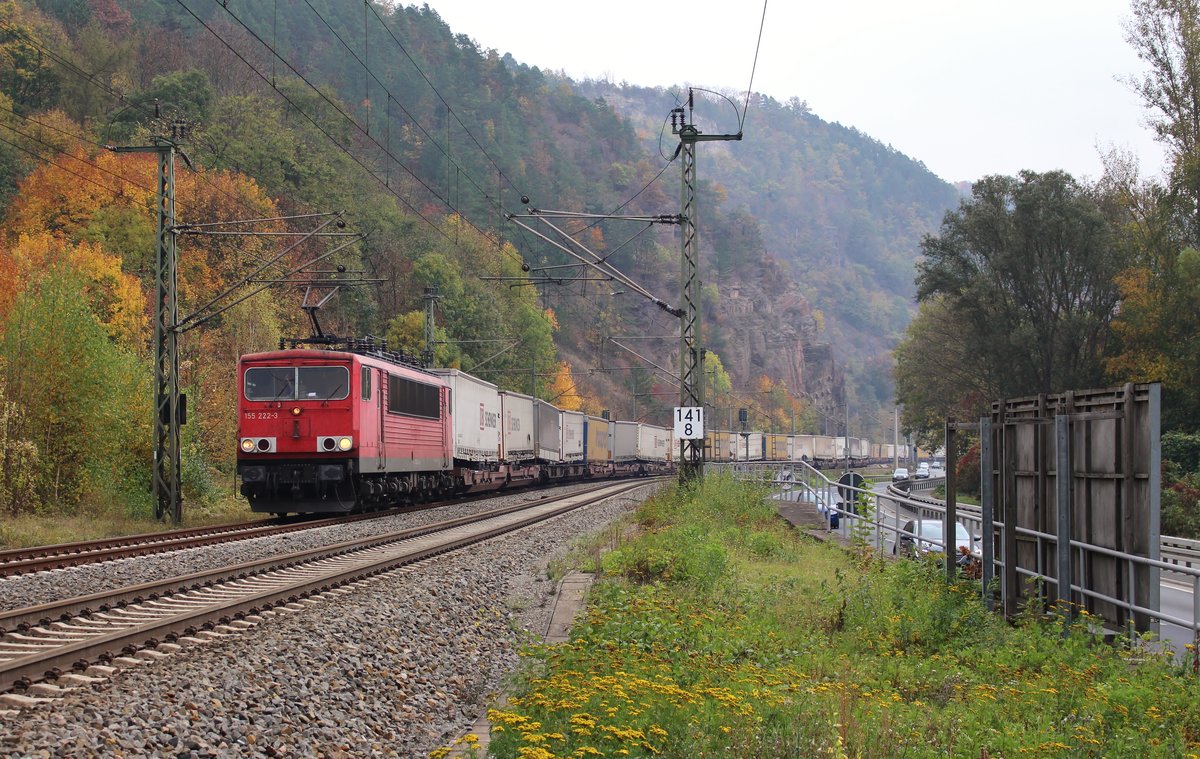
[699,431,901,469]
[236,340,673,515]
[235,339,901,515]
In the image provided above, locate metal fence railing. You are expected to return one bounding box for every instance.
[710,460,1199,649]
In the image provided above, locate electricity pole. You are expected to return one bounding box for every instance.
[110,116,364,525]
[422,286,440,366]
[111,125,191,524]
[672,90,741,480]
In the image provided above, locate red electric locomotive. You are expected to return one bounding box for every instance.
[237,343,455,514]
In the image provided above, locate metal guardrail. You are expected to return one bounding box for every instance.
[712,461,1200,646]
[902,479,1200,573]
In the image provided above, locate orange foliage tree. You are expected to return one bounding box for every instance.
[0,232,144,346]
[546,361,584,411]
[2,145,302,508]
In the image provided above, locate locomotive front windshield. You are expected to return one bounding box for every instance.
[244,366,349,401]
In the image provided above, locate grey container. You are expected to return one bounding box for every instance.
[533,399,563,463]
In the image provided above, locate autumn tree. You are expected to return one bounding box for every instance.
[545,361,584,411]
[704,351,733,403]
[893,295,994,450]
[0,256,151,513]
[0,377,38,515]
[4,148,301,509]
[0,232,144,345]
[0,2,62,112]
[1125,0,1200,240]
[1113,1,1200,428]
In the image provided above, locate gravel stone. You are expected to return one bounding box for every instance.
[0,482,659,758]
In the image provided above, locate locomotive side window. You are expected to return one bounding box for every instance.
[361,366,372,401]
[387,374,440,419]
[244,366,349,401]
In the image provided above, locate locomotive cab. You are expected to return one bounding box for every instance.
[236,347,453,515]
[237,353,359,513]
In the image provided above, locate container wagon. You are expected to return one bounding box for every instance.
[533,399,563,466]
[561,410,587,477]
[584,416,613,476]
[743,432,765,462]
[428,368,507,491]
[766,433,790,461]
[499,389,537,485]
[812,435,839,467]
[792,434,817,463]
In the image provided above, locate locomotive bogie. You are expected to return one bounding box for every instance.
[238,459,358,513]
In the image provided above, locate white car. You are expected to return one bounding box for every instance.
[894,519,976,557]
[915,463,930,479]
[891,467,909,482]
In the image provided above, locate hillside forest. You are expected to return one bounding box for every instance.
[0,0,966,523]
[9,0,1200,536]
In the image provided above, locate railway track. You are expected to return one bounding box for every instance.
[0,485,584,578]
[0,480,648,696]
[0,515,363,578]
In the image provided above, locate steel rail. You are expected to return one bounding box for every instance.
[0,517,327,577]
[0,484,602,577]
[0,480,651,694]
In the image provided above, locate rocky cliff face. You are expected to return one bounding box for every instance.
[707,252,843,420]
[553,243,841,426]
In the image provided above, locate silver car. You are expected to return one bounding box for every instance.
[894,519,975,557]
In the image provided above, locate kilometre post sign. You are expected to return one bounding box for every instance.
[674,407,704,439]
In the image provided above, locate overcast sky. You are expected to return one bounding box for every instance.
[424,0,1166,185]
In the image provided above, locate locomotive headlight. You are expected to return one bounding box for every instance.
[291,406,302,416]
[240,438,255,453]
[317,436,353,453]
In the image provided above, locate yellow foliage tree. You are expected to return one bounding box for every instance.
[546,361,583,411]
[0,232,145,347]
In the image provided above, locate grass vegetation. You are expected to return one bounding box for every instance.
[437,474,1200,758]
[0,494,250,548]
[930,483,979,507]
